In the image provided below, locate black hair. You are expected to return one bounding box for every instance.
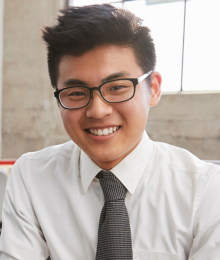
[42,4,156,88]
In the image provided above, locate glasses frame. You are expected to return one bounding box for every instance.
[54,70,152,110]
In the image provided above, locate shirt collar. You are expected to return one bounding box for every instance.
[79,131,153,194]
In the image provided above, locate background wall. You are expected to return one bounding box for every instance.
[1,0,220,160]
[147,92,220,160]
[0,0,4,158]
[2,0,69,159]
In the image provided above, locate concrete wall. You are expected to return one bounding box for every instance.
[2,0,69,159]
[147,92,220,160]
[0,0,4,158]
[2,1,220,160]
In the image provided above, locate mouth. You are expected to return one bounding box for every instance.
[86,126,120,136]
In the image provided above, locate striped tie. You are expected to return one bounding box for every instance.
[95,170,133,260]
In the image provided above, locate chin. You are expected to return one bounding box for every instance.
[91,153,117,164]
[89,148,126,169]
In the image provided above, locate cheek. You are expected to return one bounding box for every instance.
[139,85,151,110]
[59,108,83,133]
[130,88,150,118]
[118,97,149,129]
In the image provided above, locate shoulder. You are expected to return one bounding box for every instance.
[22,140,80,161]
[151,141,219,176]
[149,141,220,212]
[14,141,80,173]
[11,141,81,188]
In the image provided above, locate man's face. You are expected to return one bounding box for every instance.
[57,45,158,170]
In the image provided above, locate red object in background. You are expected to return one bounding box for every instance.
[0,160,16,165]
[0,160,16,178]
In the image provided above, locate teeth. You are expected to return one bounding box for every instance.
[88,126,120,136]
[98,129,103,136]
[103,129,109,135]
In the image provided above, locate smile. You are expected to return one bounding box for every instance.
[88,126,120,136]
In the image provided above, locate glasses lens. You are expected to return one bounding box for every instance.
[59,87,90,109]
[101,80,134,102]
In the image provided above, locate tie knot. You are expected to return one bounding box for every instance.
[96,170,127,202]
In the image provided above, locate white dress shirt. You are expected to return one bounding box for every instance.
[0,131,220,260]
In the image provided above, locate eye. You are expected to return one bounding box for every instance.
[110,85,125,91]
[68,91,86,96]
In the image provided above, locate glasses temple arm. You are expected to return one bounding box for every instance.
[138,70,153,84]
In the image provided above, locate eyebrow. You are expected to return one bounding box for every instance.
[64,79,87,87]
[101,71,131,83]
[63,71,131,88]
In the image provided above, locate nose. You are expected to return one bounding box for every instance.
[86,90,113,119]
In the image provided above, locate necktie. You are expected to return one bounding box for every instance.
[95,170,133,260]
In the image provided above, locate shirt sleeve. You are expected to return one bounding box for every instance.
[0,155,50,260]
[188,167,220,260]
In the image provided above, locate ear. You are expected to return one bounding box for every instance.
[149,71,162,107]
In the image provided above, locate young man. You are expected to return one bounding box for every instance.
[0,4,220,260]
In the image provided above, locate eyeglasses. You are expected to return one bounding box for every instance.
[54,70,152,110]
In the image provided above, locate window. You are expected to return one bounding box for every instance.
[124,1,184,92]
[68,0,220,92]
[182,0,220,91]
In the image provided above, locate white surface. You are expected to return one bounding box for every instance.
[0,171,7,222]
[0,167,7,176]
[205,160,220,166]
[183,0,220,91]
[1,133,220,259]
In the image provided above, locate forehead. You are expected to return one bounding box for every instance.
[57,45,143,86]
